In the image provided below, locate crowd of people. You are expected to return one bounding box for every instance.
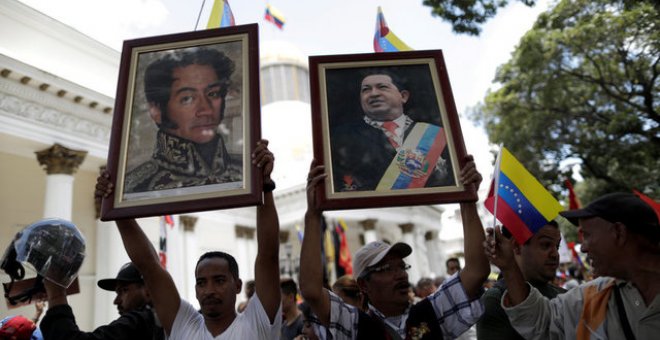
[2,50,658,340]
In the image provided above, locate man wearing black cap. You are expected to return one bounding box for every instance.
[484,192,660,339]
[300,155,490,339]
[41,262,165,340]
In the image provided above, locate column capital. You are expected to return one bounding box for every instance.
[180,215,198,232]
[359,218,378,231]
[35,143,87,175]
[235,225,255,239]
[424,230,438,241]
[398,223,415,234]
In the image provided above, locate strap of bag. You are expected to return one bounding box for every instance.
[613,283,637,340]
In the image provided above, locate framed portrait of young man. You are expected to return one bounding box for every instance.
[309,50,477,210]
[101,24,261,220]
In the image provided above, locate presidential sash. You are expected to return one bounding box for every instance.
[376,123,447,191]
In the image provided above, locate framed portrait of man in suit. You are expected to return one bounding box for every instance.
[309,50,477,210]
[101,24,262,220]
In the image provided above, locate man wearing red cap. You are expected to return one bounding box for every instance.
[485,192,660,339]
[40,262,164,340]
[300,155,490,339]
[0,315,39,340]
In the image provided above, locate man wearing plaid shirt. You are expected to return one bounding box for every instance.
[300,156,490,339]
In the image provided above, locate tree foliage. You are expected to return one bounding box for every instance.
[472,0,660,203]
[422,0,536,35]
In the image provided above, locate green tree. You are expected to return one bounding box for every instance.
[423,0,536,35]
[472,0,659,203]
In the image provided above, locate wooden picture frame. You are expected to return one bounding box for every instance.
[309,50,477,210]
[101,24,261,220]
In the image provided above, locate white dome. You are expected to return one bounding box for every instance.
[261,100,313,189]
[260,40,307,68]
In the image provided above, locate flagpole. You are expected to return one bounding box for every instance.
[492,145,504,241]
[195,0,208,30]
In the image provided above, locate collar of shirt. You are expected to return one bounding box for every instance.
[363,114,411,138]
[368,303,411,337]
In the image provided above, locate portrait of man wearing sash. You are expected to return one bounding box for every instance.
[329,67,455,193]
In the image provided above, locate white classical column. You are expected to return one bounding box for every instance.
[94,166,129,327]
[245,227,257,282]
[399,223,420,284]
[424,231,443,278]
[359,219,378,245]
[180,215,199,302]
[94,219,127,327]
[279,231,292,279]
[35,143,87,220]
[235,225,251,284]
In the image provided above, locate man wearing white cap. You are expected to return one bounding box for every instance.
[300,155,490,339]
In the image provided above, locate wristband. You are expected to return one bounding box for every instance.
[263,179,276,193]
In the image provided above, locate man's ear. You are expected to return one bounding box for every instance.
[235,278,243,294]
[356,277,369,295]
[512,239,523,256]
[612,222,628,246]
[148,104,163,125]
[400,90,410,104]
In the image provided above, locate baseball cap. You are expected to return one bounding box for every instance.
[97,262,143,291]
[353,241,412,279]
[559,192,660,240]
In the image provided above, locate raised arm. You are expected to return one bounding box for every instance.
[458,155,491,298]
[298,160,332,326]
[95,173,180,335]
[252,139,281,322]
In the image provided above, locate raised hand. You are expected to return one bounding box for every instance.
[483,226,517,270]
[305,159,326,215]
[252,139,274,180]
[459,154,482,191]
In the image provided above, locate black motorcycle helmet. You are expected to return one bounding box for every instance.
[1,218,85,305]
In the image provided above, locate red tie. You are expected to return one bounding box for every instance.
[382,121,399,148]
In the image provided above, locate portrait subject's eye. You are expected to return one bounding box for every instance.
[179,94,195,105]
[207,89,222,99]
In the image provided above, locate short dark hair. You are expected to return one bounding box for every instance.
[359,67,408,92]
[332,276,361,301]
[280,278,298,296]
[144,47,235,129]
[446,257,460,268]
[416,277,434,291]
[195,251,239,280]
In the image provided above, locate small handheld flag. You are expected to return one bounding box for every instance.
[373,6,412,52]
[265,4,286,29]
[485,147,563,244]
[207,0,235,28]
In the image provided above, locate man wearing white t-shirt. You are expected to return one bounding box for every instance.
[96,140,281,339]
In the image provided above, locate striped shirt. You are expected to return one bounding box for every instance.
[327,272,484,339]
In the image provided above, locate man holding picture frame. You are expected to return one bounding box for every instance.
[97,140,281,339]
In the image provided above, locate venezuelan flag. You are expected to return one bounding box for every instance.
[373,6,412,52]
[207,0,235,28]
[265,4,286,29]
[485,147,563,244]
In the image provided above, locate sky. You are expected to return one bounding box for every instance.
[17,0,551,234]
